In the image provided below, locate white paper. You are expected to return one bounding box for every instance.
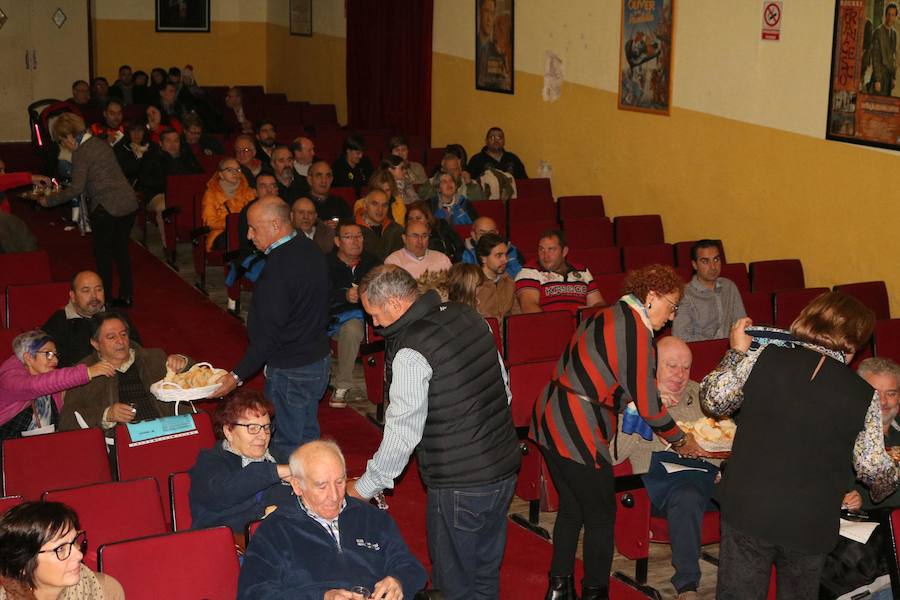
[839,518,879,544]
[661,461,709,474]
[21,424,55,437]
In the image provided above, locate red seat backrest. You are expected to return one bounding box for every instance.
[514,178,553,202]
[564,218,614,249]
[577,305,605,324]
[485,317,503,354]
[613,215,664,246]
[197,153,225,176]
[504,310,575,364]
[453,223,472,240]
[304,104,339,127]
[98,527,240,600]
[875,319,900,363]
[773,287,829,329]
[509,360,556,428]
[165,173,209,240]
[43,478,167,570]
[622,244,675,271]
[169,471,192,531]
[425,147,446,174]
[5,281,69,331]
[2,428,111,500]
[0,250,52,289]
[508,196,556,223]
[329,187,358,212]
[573,247,621,276]
[471,200,506,236]
[557,195,605,221]
[114,412,215,528]
[834,281,891,321]
[508,219,558,254]
[741,290,774,326]
[593,273,627,307]
[0,495,23,515]
[685,338,730,380]
[749,259,805,294]
[720,262,750,294]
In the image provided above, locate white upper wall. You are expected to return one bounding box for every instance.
[433,0,838,138]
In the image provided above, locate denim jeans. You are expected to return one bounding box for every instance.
[426,474,516,600]
[650,482,717,593]
[264,355,331,461]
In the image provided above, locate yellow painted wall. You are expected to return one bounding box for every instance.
[431,0,900,314]
[91,0,347,121]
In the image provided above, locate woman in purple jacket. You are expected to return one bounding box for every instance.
[0,330,114,441]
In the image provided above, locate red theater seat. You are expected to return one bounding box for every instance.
[565,218,614,249]
[686,338,730,380]
[834,281,891,321]
[574,247,622,276]
[557,194,605,221]
[875,319,900,363]
[504,310,575,364]
[720,262,750,294]
[749,259,804,294]
[5,281,69,331]
[614,215,664,246]
[742,290,774,326]
[471,200,506,236]
[169,471,192,531]
[508,219,559,254]
[507,196,556,223]
[594,273,627,307]
[622,244,675,271]
[329,187,358,212]
[514,178,553,202]
[0,495,23,514]
[773,287,829,329]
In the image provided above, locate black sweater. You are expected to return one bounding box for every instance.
[326,250,380,315]
[234,234,330,380]
[42,308,141,367]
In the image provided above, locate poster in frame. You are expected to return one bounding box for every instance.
[290,0,313,37]
[617,0,674,115]
[155,0,210,33]
[826,0,900,150]
[475,0,514,94]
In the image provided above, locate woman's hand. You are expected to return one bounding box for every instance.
[166,354,188,373]
[842,490,863,511]
[673,433,712,459]
[729,317,754,354]
[87,360,116,380]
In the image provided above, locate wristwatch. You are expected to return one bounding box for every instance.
[229,371,243,387]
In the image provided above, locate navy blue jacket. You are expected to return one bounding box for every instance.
[234,234,331,380]
[237,497,426,599]
[188,443,294,533]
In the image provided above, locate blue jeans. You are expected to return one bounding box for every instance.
[264,355,331,461]
[651,482,716,593]
[426,474,516,600]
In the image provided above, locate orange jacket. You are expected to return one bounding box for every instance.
[201,173,256,251]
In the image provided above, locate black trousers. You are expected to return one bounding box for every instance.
[541,447,616,588]
[717,519,827,600]
[90,207,136,300]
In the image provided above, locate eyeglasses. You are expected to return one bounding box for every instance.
[220,167,241,173]
[660,295,679,314]
[38,531,87,561]
[339,234,364,240]
[488,134,503,140]
[236,147,255,153]
[34,350,59,360]
[233,422,274,435]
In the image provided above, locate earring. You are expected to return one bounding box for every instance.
[647,303,652,309]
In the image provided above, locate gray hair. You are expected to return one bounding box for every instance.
[359,264,420,307]
[12,330,52,362]
[289,439,346,489]
[858,357,900,383]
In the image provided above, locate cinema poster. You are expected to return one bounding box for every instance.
[618,0,674,115]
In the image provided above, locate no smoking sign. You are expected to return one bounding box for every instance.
[762,1,783,41]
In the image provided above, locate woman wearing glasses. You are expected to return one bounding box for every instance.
[201,157,256,252]
[0,331,114,443]
[189,389,294,539]
[531,265,707,600]
[0,501,123,599]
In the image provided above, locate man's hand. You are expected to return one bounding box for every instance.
[210,374,238,398]
[673,433,712,459]
[87,360,116,380]
[166,354,188,373]
[729,317,754,354]
[346,478,367,501]
[371,576,403,600]
[276,464,292,480]
[324,590,366,600]
[107,402,137,423]
[842,490,863,511]
[346,287,359,304]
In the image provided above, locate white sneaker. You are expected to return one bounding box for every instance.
[329,388,348,408]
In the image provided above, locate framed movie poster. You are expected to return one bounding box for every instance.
[155,0,210,33]
[827,0,900,150]
[476,0,514,94]
[290,0,313,37]
[617,0,674,115]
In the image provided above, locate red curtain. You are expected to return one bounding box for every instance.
[345,0,433,142]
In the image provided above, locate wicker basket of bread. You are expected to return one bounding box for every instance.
[150,362,228,403]
[677,417,737,453]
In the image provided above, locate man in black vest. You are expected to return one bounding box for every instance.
[348,264,519,600]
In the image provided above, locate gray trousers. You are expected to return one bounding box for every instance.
[330,319,364,390]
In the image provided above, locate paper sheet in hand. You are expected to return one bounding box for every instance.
[661,461,709,474]
[839,518,879,544]
[21,424,55,437]
[126,414,197,445]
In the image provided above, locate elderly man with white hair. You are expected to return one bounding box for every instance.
[237,440,426,600]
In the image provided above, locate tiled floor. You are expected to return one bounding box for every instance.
[151,231,719,599]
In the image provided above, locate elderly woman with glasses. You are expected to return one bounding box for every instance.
[0,331,114,443]
[201,157,256,252]
[0,501,123,599]
[189,389,294,538]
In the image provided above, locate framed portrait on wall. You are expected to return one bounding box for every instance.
[475,0,514,94]
[827,0,900,150]
[290,0,313,37]
[155,0,210,33]
[617,0,674,115]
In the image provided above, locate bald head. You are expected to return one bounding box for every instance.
[657,336,693,403]
[247,196,292,251]
[471,216,500,242]
[291,197,317,232]
[288,440,347,520]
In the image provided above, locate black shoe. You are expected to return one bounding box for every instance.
[111,297,133,308]
[226,308,243,322]
[545,574,577,600]
[580,583,608,600]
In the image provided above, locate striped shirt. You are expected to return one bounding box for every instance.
[530,299,683,468]
[514,260,597,315]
